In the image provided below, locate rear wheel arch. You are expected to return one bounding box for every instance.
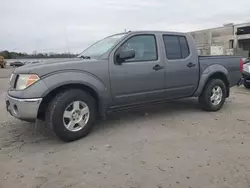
[38,83,100,120]
[204,72,230,97]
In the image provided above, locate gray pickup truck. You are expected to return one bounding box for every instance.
[6,31,242,141]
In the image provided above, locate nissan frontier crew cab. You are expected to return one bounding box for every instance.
[6,31,242,142]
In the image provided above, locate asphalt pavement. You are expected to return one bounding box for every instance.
[1,67,250,188]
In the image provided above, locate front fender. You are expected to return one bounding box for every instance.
[41,71,111,116]
[41,71,108,99]
[194,64,229,97]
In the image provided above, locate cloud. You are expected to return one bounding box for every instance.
[0,0,250,53]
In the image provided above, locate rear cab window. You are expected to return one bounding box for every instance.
[163,35,190,60]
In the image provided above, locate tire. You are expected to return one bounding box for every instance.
[199,79,227,111]
[243,79,250,89]
[46,89,96,142]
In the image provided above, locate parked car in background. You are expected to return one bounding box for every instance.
[6,31,242,142]
[0,56,6,68]
[23,61,42,66]
[241,58,250,88]
[10,61,24,67]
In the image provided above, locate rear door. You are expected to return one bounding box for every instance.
[162,35,199,98]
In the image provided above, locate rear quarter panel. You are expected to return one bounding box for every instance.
[200,56,241,86]
[194,56,241,96]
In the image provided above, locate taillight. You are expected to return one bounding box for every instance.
[240,58,244,73]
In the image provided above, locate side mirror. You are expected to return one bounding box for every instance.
[116,49,135,63]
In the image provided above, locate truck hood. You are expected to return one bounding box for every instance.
[14,58,106,77]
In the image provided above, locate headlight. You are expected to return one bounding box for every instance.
[16,74,40,90]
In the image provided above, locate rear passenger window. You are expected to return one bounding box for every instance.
[163,36,182,59]
[179,36,190,58]
[163,35,190,60]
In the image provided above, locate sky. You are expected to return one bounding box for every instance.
[1,0,250,53]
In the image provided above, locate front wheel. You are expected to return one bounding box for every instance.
[199,79,227,111]
[46,89,96,142]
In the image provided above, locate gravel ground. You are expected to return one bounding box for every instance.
[0,67,250,188]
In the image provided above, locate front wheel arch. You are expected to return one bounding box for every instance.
[37,83,99,120]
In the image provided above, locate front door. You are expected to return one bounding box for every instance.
[109,34,166,106]
[162,35,199,98]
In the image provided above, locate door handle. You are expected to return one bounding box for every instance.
[153,64,164,71]
[187,62,196,68]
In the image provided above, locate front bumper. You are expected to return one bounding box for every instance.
[5,95,42,121]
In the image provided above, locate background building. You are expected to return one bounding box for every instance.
[189,22,250,57]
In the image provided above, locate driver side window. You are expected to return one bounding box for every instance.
[118,34,158,62]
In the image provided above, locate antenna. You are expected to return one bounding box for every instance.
[64,27,70,57]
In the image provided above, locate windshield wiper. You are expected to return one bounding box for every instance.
[79,55,91,59]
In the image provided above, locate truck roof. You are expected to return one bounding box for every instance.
[123,30,188,36]
[104,31,191,41]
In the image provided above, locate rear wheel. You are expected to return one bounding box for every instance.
[243,78,250,89]
[46,89,96,142]
[199,79,226,111]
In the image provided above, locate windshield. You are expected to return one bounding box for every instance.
[79,33,126,58]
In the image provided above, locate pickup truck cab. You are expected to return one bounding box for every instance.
[6,31,242,141]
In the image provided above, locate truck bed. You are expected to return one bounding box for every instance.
[199,55,241,87]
